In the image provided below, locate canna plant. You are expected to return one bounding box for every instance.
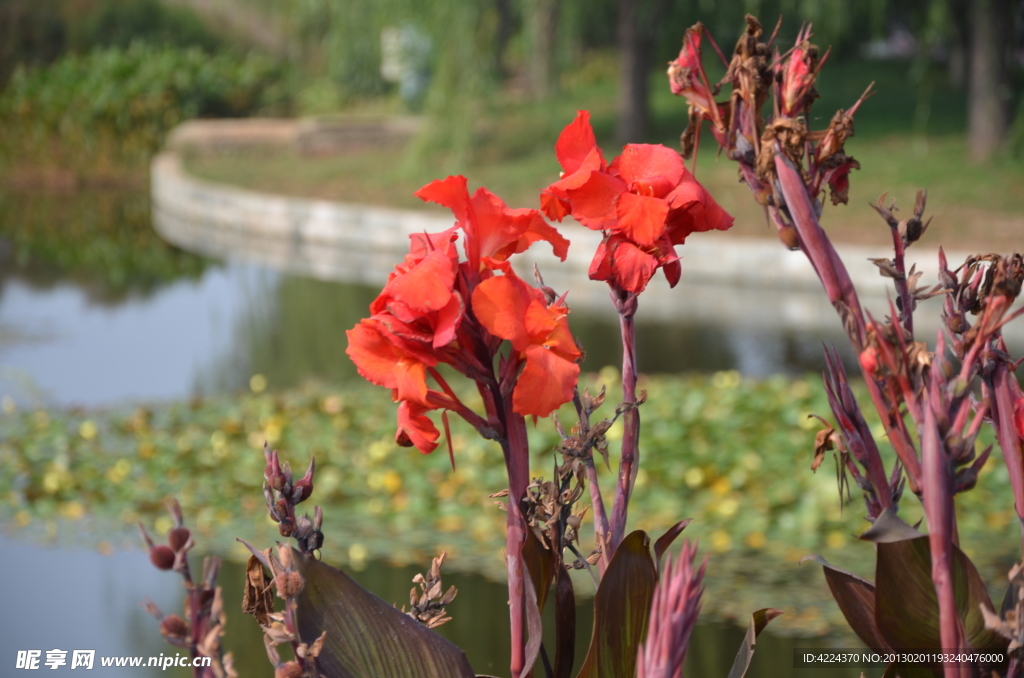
[137,13,1024,678]
[222,56,779,678]
[667,14,1024,678]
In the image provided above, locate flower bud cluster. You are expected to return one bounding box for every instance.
[263,443,323,555]
[140,500,236,677]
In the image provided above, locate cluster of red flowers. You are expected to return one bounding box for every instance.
[541,111,733,294]
[345,175,579,453]
[347,110,732,455]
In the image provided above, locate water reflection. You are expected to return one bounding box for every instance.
[0,535,866,678]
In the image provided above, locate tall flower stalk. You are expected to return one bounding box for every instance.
[345,176,577,677]
[540,110,733,558]
[668,16,1022,671]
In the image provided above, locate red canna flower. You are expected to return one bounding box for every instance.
[347,175,577,453]
[472,267,581,417]
[542,111,733,293]
[416,175,568,273]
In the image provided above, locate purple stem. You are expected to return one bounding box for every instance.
[922,402,966,677]
[500,401,531,678]
[988,365,1024,557]
[585,463,611,575]
[774,151,864,342]
[609,302,639,557]
[887,226,915,336]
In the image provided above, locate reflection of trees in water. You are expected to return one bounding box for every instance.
[205,273,861,394]
[203,275,379,394]
[0,189,209,304]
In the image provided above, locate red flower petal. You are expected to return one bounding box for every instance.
[470,188,570,263]
[396,401,440,454]
[432,292,464,348]
[415,176,470,227]
[616,192,670,247]
[587,235,659,293]
[613,144,684,197]
[540,191,571,221]
[380,244,457,313]
[565,171,626,231]
[555,110,603,175]
[514,344,580,417]
[471,273,535,351]
[346,319,435,407]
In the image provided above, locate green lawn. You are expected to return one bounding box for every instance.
[184,56,1024,251]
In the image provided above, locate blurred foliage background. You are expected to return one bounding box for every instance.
[1,0,1020,183]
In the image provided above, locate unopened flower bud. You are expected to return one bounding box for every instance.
[150,545,176,570]
[168,527,191,552]
[859,347,879,377]
[159,614,189,640]
[291,456,316,504]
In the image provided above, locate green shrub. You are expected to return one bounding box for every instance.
[0,43,291,173]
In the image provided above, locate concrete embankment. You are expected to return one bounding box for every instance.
[152,120,1013,342]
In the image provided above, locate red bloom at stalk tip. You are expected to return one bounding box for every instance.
[472,268,581,417]
[416,175,568,272]
[347,175,578,453]
[541,111,733,293]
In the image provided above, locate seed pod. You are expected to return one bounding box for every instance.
[275,571,305,599]
[159,614,189,640]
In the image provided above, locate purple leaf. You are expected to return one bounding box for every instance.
[653,519,692,570]
[801,554,889,651]
[875,536,1005,652]
[576,531,658,678]
[289,548,476,678]
[726,608,784,678]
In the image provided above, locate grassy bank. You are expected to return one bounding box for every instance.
[183,56,1024,250]
[1,372,1017,633]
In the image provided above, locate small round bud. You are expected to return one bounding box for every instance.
[150,545,175,570]
[168,527,191,552]
[566,515,582,530]
[275,661,304,678]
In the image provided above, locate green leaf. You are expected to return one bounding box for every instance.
[726,608,784,678]
[801,554,889,651]
[575,530,657,678]
[289,548,476,678]
[875,536,1005,652]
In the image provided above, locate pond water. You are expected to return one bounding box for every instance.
[0,188,1012,677]
[0,190,862,410]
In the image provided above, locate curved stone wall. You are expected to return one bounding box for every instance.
[152,148,1015,342]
